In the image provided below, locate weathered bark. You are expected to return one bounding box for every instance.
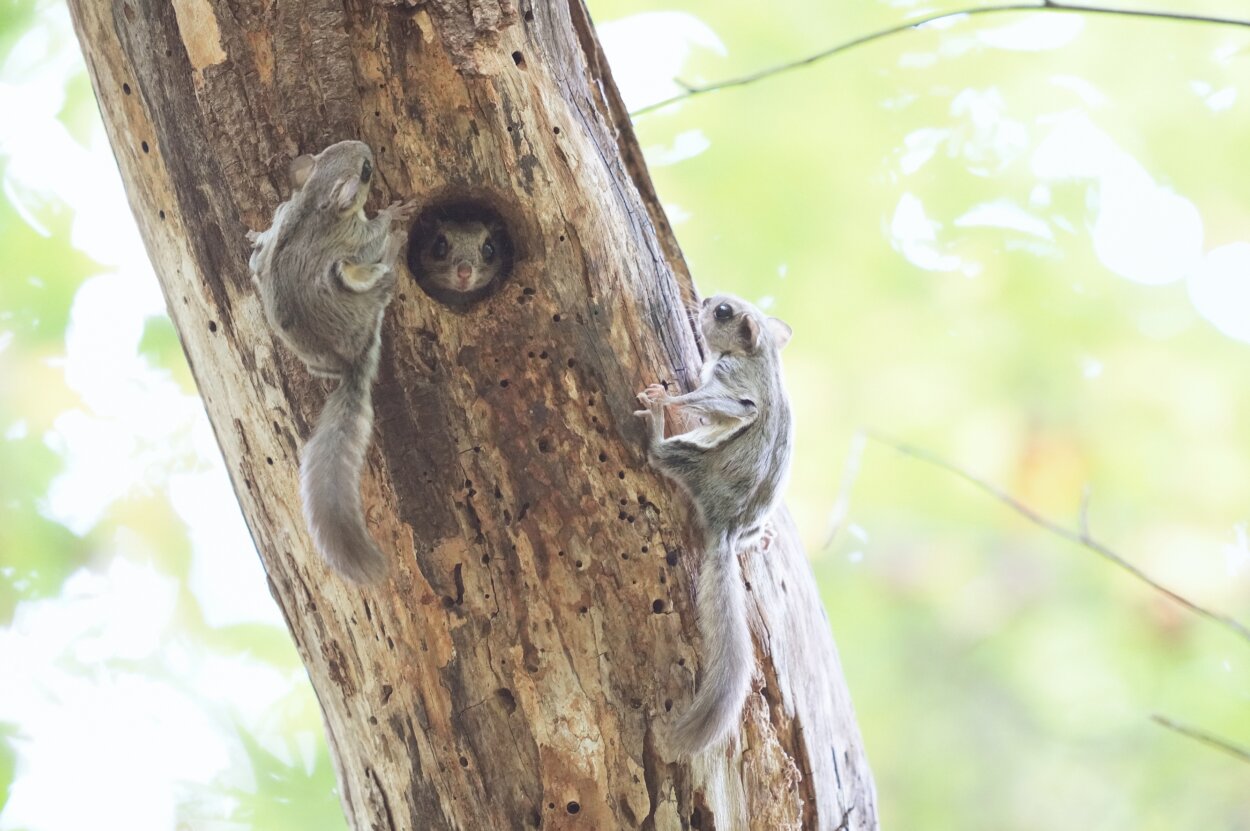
[68,1,877,828]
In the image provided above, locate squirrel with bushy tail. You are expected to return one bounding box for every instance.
[247,140,415,582]
[635,294,794,756]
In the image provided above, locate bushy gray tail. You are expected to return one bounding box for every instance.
[669,529,753,756]
[299,337,388,583]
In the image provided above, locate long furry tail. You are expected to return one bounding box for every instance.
[669,529,754,756]
[299,336,389,582]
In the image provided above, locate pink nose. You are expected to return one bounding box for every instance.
[456,263,472,283]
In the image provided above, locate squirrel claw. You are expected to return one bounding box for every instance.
[385,199,419,223]
[641,384,669,404]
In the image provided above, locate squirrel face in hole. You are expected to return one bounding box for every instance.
[418,220,504,293]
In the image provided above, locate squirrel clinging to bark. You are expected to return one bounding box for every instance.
[247,139,415,582]
[635,294,794,756]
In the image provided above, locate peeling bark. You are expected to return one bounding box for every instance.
[68,1,877,828]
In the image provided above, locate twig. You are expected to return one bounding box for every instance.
[865,432,1250,647]
[1152,714,1250,765]
[631,1,1250,116]
[823,430,867,550]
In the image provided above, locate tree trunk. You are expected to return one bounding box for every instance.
[67,1,878,828]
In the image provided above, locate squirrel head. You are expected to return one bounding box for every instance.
[699,294,792,356]
[290,140,375,215]
[417,219,504,293]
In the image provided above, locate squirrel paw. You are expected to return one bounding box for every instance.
[384,199,419,224]
[640,384,670,404]
[634,388,666,420]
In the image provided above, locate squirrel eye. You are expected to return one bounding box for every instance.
[359,159,372,182]
[713,303,733,321]
[481,240,496,262]
[432,235,449,259]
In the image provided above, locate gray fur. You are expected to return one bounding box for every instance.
[635,294,794,756]
[417,219,504,293]
[247,140,415,582]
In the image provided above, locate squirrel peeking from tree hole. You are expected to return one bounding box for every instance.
[407,200,514,308]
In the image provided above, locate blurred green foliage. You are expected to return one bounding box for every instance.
[1,0,1248,829]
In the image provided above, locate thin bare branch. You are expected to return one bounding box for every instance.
[1152,714,1250,765]
[822,430,868,550]
[865,432,1250,647]
[631,1,1250,116]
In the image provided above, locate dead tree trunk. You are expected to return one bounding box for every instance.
[68,1,877,828]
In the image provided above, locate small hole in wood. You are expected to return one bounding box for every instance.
[158,210,165,220]
[566,803,580,815]
[141,140,150,153]
[122,83,131,95]
[512,51,526,68]
[495,688,517,714]
[553,126,561,135]
[524,9,534,21]
[652,599,665,613]
[208,321,218,333]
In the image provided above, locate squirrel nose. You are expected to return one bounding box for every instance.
[456,263,472,281]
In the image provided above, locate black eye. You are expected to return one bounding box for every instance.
[432,235,449,259]
[360,159,372,182]
[714,303,733,321]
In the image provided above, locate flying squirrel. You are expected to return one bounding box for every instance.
[407,212,509,306]
[635,294,794,756]
[247,140,415,582]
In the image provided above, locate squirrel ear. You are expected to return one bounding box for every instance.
[738,315,762,351]
[289,155,316,189]
[766,317,792,349]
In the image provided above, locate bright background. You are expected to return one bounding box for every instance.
[2,0,1249,828]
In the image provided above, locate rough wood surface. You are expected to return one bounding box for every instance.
[68,1,878,828]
